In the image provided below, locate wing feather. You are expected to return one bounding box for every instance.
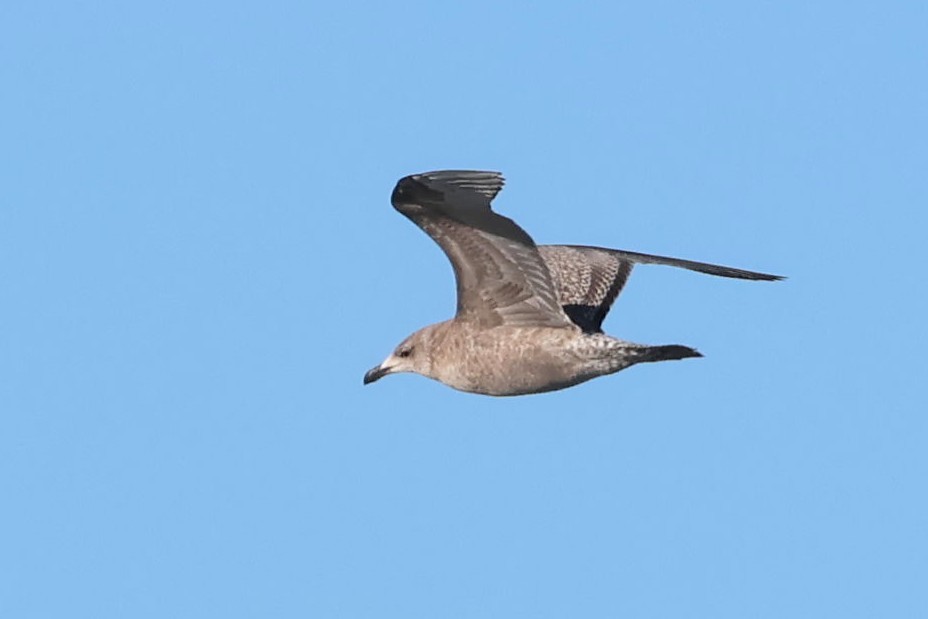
[391,171,571,329]
[540,245,783,332]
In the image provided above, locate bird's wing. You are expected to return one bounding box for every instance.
[537,245,635,333]
[539,245,784,333]
[595,247,785,281]
[391,171,571,329]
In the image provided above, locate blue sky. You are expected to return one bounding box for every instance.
[2,1,926,617]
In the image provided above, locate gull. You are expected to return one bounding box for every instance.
[363,170,782,396]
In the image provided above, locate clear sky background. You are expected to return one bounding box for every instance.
[2,1,926,617]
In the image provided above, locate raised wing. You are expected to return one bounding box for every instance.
[539,245,783,333]
[391,171,571,329]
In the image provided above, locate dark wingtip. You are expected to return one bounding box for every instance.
[711,269,786,282]
[391,175,440,210]
[391,170,505,210]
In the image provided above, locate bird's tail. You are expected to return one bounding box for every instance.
[633,344,703,364]
[586,336,703,376]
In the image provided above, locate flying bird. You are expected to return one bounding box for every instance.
[364,170,782,396]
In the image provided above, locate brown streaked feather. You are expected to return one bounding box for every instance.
[391,171,572,329]
[538,246,635,333]
[539,244,784,333]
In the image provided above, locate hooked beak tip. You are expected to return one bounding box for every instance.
[363,364,389,385]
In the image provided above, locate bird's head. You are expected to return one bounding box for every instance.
[363,326,437,385]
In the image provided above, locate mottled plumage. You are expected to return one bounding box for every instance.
[364,170,782,396]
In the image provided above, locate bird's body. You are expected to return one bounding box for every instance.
[364,170,782,396]
[406,321,582,396]
[382,319,701,396]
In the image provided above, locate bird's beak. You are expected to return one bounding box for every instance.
[363,362,391,385]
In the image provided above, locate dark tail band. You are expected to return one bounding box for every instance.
[636,344,703,363]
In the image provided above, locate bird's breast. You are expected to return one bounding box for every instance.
[429,325,589,396]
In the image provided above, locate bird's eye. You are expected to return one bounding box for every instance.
[397,347,412,358]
